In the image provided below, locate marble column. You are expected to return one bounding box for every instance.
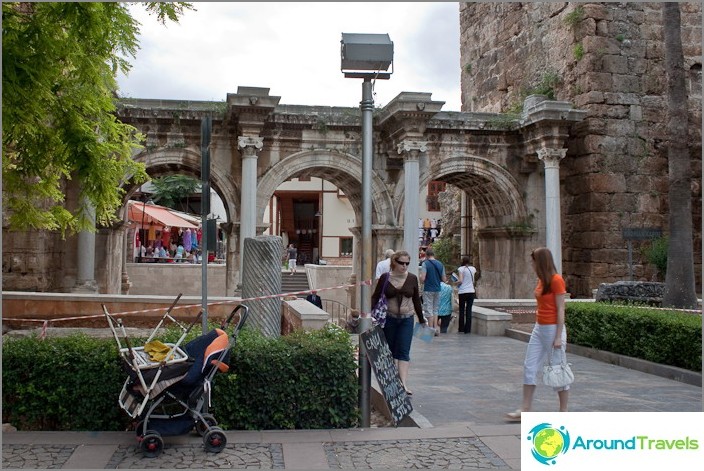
[72,198,98,292]
[398,140,426,275]
[237,136,264,261]
[537,147,567,273]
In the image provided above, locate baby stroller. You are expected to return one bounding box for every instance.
[104,297,249,458]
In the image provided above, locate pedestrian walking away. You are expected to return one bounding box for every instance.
[371,250,426,396]
[437,281,454,333]
[456,255,477,335]
[419,248,447,336]
[506,247,569,422]
[286,243,297,275]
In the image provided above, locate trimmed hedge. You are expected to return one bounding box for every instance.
[213,325,359,430]
[1,334,128,431]
[2,324,359,431]
[566,302,702,372]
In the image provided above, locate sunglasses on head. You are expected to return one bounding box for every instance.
[396,260,410,266]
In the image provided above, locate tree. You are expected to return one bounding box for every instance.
[661,3,698,309]
[150,175,201,211]
[2,2,194,233]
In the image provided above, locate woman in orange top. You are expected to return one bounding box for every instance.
[506,247,569,421]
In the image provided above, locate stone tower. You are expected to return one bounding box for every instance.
[460,2,702,296]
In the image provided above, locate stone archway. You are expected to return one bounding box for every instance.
[119,147,242,295]
[257,149,396,227]
[418,154,538,298]
[257,149,398,277]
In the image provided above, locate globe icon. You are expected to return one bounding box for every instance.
[533,428,565,459]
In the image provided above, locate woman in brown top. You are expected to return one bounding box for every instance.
[371,250,426,395]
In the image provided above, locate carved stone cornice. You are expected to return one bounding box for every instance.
[376,92,445,141]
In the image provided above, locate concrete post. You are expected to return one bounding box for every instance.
[242,235,284,338]
[537,147,567,273]
[398,140,426,275]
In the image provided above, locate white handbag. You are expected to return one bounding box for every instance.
[543,348,574,388]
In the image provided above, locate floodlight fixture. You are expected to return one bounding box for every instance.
[341,33,394,79]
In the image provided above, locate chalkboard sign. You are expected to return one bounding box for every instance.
[360,325,413,425]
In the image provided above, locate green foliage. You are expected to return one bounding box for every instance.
[573,43,585,61]
[150,174,201,210]
[2,323,360,431]
[464,63,472,74]
[566,302,701,371]
[2,333,129,431]
[217,325,359,430]
[430,236,460,274]
[642,236,668,280]
[2,2,193,234]
[488,112,521,130]
[615,34,625,42]
[527,71,560,100]
[564,6,585,28]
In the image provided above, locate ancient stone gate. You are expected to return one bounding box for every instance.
[2,86,585,300]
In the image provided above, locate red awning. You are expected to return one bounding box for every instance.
[128,201,199,229]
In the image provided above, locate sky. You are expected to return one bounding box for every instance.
[116,2,462,111]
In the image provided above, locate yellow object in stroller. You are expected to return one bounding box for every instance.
[104,295,249,458]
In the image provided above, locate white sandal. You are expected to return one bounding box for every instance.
[505,409,522,422]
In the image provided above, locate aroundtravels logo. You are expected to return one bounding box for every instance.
[526,422,571,465]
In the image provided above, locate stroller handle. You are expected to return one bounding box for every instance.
[221,304,249,332]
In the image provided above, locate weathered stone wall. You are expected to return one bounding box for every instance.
[460,2,702,297]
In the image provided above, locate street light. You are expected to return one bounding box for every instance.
[341,32,393,428]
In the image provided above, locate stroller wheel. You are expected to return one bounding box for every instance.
[195,413,218,436]
[203,427,227,453]
[140,431,164,458]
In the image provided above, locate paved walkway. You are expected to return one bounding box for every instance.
[3,331,701,469]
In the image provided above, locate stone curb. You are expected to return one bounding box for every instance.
[504,328,702,387]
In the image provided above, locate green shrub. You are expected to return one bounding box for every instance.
[642,236,668,280]
[567,302,701,371]
[2,333,129,431]
[215,324,359,430]
[2,324,360,431]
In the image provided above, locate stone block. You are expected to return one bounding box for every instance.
[595,281,665,305]
[471,306,512,336]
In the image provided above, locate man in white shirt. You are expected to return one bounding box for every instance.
[375,249,395,279]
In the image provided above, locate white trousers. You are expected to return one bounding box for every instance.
[523,323,569,391]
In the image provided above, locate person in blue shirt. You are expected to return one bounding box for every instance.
[437,281,454,333]
[419,248,447,335]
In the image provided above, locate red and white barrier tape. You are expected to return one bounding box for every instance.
[6,278,374,339]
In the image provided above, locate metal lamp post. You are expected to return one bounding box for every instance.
[341,32,393,428]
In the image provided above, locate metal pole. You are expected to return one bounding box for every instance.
[201,116,212,332]
[139,197,146,263]
[358,77,374,428]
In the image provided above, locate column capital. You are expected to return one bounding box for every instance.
[237,136,264,151]
[397,140,428,155]
[537,147,567,169]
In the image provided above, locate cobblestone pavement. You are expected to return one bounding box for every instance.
[2,445,76,469]
[105,443,285,469]
[325,437,508,469]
